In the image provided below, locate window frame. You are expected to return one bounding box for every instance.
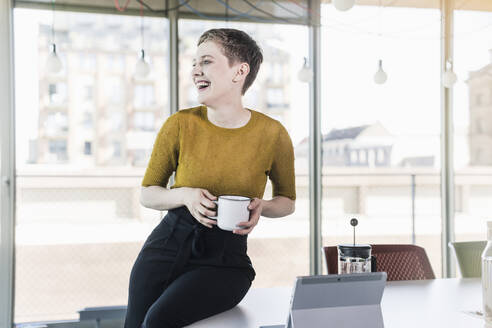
[1,0,470,326]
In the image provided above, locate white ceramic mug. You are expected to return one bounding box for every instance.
[208,195,251,231]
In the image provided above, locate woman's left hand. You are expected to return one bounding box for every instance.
[233,198,263,235]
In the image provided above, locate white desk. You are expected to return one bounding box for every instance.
[188,278,485,328]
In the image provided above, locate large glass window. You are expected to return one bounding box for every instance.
[13,9,169,323]
[179,20,310,288]
[105,77,125,105]
[320,3,442,275]
[133,83,156,108]
[12,1,488,324]
[453,7,492,243]
[133,111,155,131]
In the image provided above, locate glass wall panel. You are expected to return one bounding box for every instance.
[179,20,310,287]
[454,7,492,244]
[320,3,442,275]
[13,9,169,323]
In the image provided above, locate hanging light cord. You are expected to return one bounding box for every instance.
[378,0,382,58]
[140,2,144,53]
[51,0,55,46]
[114,0,131,12]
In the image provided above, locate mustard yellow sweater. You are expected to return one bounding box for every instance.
[142,106,296,200]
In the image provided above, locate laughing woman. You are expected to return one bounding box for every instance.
[124,28,296,328]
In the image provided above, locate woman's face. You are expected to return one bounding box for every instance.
[192,41,242,106]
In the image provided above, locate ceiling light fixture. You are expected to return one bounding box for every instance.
[442,59,457,88]
[46,0,62,74]
[134,3,150,79]
[298,57,313,83]
[333,0,355,12]
[374,59,388,84]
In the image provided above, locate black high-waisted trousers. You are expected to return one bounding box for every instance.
[124,206,255,328]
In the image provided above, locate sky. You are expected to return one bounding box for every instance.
[12,4,492,169]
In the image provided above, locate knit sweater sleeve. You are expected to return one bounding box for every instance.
[141,113,180,187]
[269,123,296,200]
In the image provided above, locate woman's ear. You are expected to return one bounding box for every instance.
[232,63,250,83]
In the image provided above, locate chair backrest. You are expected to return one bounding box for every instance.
[322,244,435,281]
[449,241,487,278]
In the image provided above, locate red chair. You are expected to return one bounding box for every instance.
[322,244,435,281]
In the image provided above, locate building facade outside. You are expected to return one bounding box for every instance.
[296,122,394,167]
[33,16,169,167]
[468,49,492,166]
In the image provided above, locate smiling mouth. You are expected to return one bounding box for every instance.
[196,81,211,92]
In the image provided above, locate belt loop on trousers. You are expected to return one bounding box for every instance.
[191,225,205,258]
[163,223,206,287]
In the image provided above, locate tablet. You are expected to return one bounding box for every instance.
[260,272,387,328]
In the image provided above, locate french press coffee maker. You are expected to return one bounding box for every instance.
[337,218,377,274]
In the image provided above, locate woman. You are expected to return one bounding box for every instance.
[124,28,296,328]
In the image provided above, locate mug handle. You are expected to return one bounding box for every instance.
[207,200,219,219]
[371,255,377,272]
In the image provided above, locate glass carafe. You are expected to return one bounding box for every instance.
[482,221,492,324]
[338,244,372,274]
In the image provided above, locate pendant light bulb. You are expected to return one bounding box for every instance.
[374,59,387,85]
[442,69,457,88]
[442,59,457,88]
[46,43,62,74]
[135,49,150,79]
[298,57,313,83]
[333,0,355,11]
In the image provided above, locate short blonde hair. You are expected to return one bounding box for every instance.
[198,28,263,95]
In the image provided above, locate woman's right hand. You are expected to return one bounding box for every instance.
[181,187,218,228]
